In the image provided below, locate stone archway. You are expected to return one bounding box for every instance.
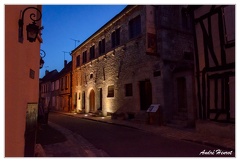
[89,89,95,112]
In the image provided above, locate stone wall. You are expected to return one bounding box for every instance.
[71,5,196,125]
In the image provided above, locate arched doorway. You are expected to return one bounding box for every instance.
[89,89,95,112]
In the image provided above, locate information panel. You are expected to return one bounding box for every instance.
[147,104,160,112]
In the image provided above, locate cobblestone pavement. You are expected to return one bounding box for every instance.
[36,111,235,157]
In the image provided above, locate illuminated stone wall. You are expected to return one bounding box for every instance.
[72,6,163,117]
[72,5,195,125]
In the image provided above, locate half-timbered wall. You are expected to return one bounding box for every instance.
[193,5,235,123]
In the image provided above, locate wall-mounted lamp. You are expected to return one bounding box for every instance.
[18,7,43,43]
[40,49,46,69]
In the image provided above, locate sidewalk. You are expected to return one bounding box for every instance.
[36,111,235,157]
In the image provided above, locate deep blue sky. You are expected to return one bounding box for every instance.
[40,5,127,78]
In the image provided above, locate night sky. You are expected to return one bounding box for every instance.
[40,5,127,78]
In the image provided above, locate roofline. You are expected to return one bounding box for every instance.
[71,5,136,55]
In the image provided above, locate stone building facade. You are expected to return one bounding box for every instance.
[71,5,195,126]
[155,6,196,126]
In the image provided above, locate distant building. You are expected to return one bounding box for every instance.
[191,5,235,139]
[5,5,43,157]
[40,69,59,110]
[40,61,72,112]
[57,61,72,112]
[71,5,195,126]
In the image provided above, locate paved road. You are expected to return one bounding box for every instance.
[48,113,234,157]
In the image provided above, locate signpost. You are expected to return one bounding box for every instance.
[147,104,162,126]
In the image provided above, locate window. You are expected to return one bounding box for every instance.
[55,80,59,90]
[83,51,87,63]
[116,28,120,45]
[129,15,141,39]
[51,82,54,91]
[76,55,80,67]
[223,6,235,45]
[61,78,64,90]
[65,76,68,89]
[90,73,93,79]
[74,93,77,106]
[107,85,114,97]
[125,83,133,96]
[98,38,105,56]
[90,45,95,60]
[111,32,116,47]
[111,28,120,48]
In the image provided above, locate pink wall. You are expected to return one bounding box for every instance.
[5,5,42,157]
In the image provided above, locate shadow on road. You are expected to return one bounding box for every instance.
[36,124,67,145]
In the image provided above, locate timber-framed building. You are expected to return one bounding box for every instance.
[191,5,235,139]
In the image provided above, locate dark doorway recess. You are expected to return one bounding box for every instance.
[82,91,85,110]
[177,77,187,112]
[99,88,103,110]
[89,89,95,112]
[139,79,152,110]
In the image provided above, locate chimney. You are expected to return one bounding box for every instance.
[64,60,67,67]
[45,70,49,75]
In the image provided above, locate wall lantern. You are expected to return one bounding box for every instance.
[40,49,46,69]
[18,7,43,43]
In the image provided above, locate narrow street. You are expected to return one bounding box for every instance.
[40,112,234,157]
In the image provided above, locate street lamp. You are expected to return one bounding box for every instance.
[40,50,46,69]
[18,7,43,43]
